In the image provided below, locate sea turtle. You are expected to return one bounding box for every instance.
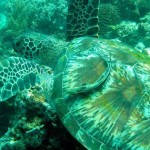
[0,0,150,150]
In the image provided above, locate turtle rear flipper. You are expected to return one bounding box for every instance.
[0,57,53,102]
[66,0,100,41]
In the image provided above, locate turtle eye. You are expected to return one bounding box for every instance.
[15,41,21,47]
[13,40,22,52]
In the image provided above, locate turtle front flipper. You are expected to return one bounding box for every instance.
[66,0,100,41]
[0,57,53,102]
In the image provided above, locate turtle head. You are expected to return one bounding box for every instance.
[13,34,43,60]
[13,33,66,69]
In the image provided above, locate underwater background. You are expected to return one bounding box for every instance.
[0,0,150,149]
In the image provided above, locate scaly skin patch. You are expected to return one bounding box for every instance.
[66,0,99,41]
[0,57,53,102]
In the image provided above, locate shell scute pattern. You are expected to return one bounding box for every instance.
[50,5,150,147]
[134,62,150,90]
[97,39,142,65]
[53,37,111,99]
[120,94,150,150]
[53,35,150,150]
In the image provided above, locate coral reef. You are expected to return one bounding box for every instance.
[4,0,29,40]
[28,0,67,36]
[138,13,150,48]
[0,88,85,150]
[98,4,121,37]
[111,21,139,46]
[111,11,150,50]
[119,0,140,21]
[119,0,150,21]
[1,0,67,46]
[136,0,150,16]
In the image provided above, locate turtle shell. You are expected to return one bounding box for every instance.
[52,37,150,150]
[52,37,111,98]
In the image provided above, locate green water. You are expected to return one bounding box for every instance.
[0,0,149,150]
